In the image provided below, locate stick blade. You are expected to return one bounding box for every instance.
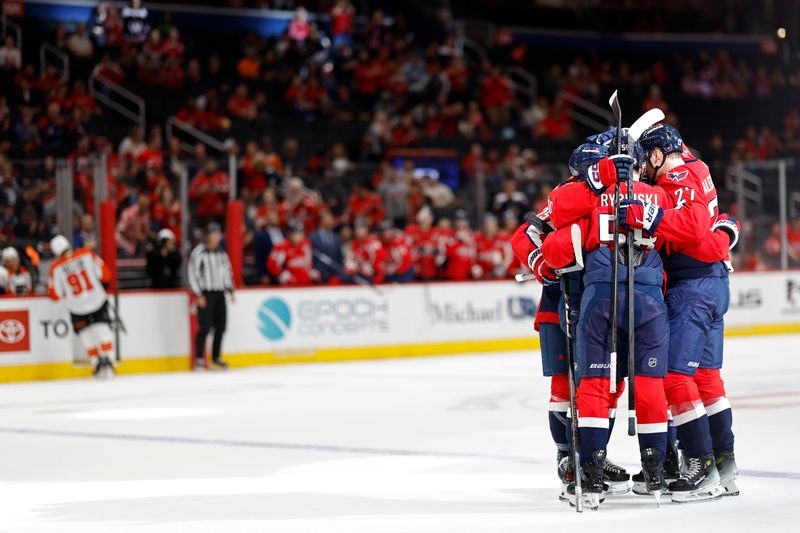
[628,108,666,141]
[608,89,618,108]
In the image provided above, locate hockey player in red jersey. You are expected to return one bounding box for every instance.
[443,210,478,281]
[475,214,513,279]
[267,222,319,286]
[348,219,386,284]
[591,124,740,503]
[379,221,415,283]
[405,207,445,280]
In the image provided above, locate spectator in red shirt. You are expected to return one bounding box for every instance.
[159,56,185,90]
[642,84,669,115]
[135,137,164,170]
[92,54,125,85]
[330,0,355,49]
[227,83,258,121]
[347,181,384,229]
[151,186,181,242]
[279,177,320,233]
[480,66,512,126]
[160,28,185,59]
[189,159,230,225]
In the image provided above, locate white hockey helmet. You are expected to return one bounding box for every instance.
[50,235,72,258]
[1,247,19,263]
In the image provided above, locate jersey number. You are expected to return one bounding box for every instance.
[598,213,656,250]
[66,270,94,296]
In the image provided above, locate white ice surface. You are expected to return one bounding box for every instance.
[0,334,798,532]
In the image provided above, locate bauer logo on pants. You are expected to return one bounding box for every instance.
[0,310,30,352]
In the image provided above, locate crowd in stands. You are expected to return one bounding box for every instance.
[0,0,799,293]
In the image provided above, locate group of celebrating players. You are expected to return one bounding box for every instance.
[510,117,741,509]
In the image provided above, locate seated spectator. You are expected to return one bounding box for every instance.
[0,35,21,70]
[237,47,260,79]
[253,210,284,284]
[493,178,529,219]
[119,126,146,159]
[480,66,512,127]
[116,195,152,257]
[189,159,229,226]
[161,28,185,59]
[279,177,319,233]
[92,54,125,85]
[73,213,98,250]
[227,84,258,121]
[310,211,343,283]
[642,84,669,114]
[347,181,384,228]
[267,221,318,286]
[66,23,94,59]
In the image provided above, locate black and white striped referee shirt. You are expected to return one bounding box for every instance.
[187,244,234,295]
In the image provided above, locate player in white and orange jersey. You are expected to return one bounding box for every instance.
[48,235,115,378]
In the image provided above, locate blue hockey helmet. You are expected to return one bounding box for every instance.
[568,143,609,179]
[639,123,683,157]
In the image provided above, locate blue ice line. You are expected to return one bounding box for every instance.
[1,426,797,481]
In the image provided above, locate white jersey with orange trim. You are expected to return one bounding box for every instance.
[8,267,33,295]
[48,249,111,315]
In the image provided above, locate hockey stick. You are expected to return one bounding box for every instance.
[563,264,582,513]
[625,155,637,437]
[627,108,665,143]
[608,91,622,395]
[312,249,384,294]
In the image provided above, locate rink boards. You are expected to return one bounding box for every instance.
[1,271,799,382]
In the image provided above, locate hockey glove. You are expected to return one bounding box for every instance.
[586,154,636,195]
[713,214,741,250]
[528,248,558,286]
[586,127,616,147]
[618,199,663,233]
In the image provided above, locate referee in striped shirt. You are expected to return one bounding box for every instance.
[188,223,235,369]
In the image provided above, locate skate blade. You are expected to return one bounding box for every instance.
[569,493,602,511]
[632,482,672,497]
[653,490,662,508]
[605,480,631,496]
[721,480,740,497]
[671,484,724,504]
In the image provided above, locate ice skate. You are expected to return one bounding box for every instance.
[716,451,739,497]
[557,451,571,502]
[567,450,606,511]
[602,458,631,495]
[631,447,667,506]
[211,358,229,370]
[669,455,723,504]
[93,356,115,380]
